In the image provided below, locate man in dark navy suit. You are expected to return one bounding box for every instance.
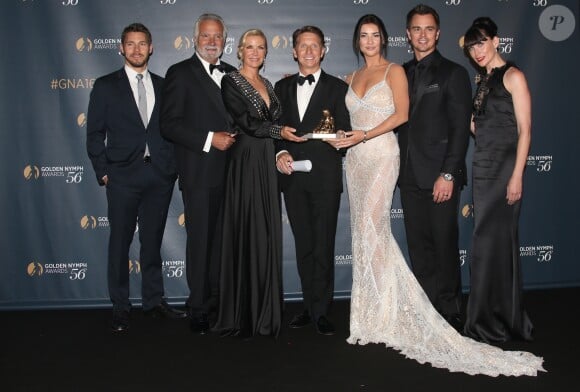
[275,26,351,335]
[87,23,185,332]
[160,14,236,334]
[397,5,472,331]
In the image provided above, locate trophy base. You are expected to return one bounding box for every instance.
[303,133,339,139]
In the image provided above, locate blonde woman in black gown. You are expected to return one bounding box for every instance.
[214,29,302,338]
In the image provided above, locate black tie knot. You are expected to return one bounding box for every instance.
[297,74,315,86]
[209,63,226,74]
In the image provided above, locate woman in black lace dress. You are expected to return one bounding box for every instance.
[463,17,533,343]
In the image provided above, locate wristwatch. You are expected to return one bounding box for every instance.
[440,172,454,181]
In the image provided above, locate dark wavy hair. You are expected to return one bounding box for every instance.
[352,14,388,62]
[463,17,498,50]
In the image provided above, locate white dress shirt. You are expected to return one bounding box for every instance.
[125,65,154,123]
[196,52,227,152]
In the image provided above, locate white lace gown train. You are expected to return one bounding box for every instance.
[344,64,544,377]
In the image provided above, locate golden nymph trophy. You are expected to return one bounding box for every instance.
[304,110,345,139]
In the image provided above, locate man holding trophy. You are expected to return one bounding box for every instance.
[275,25,350,335]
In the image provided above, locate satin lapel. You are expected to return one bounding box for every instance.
[116,69,143,127]
[188,56,228,119]
[287,74,301,125]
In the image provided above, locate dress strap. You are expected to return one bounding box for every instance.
[383,63,394,79]
[349,70,357,87]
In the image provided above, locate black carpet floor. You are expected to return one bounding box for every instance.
[1,288,577,392]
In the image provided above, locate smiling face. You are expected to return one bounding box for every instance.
[120,32,152,72]
[467,35,500,70]
[293,32,324,75]
[406,13,440,60]
[195,19,225,63]
[240,34,267,70]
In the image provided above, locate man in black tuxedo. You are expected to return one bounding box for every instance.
[87,23,185,332]
[160,14,236,334]
[275,26,351,335]
[397,5,472,331]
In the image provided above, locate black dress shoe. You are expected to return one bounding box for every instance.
[144,301,187,319]
[289,311,312,328]
[190,313,210,334]
[315,316,335,336]
[111,309,130,332]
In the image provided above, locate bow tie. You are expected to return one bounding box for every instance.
[297,74,315,86]
[209,63,226,74]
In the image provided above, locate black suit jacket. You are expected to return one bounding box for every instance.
[398,50,472,189]
[160,55,236,190]
[274,71,350,193]
[87,68,176,185]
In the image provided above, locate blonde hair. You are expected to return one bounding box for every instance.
[237,29,268,60]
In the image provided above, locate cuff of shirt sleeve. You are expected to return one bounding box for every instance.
[203,131,214,153]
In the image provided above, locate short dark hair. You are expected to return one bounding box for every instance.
[121,23,152,44]
[463,17,498,49]
[352,14,388,62]
[406,4,440,29]
[292,25,325,49]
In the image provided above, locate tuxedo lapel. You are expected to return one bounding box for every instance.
[287,74,301,125]
[188,56,229,120]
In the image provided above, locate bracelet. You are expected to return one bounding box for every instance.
[362,131,368,143]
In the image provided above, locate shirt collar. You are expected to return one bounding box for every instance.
[124,65,149,81]
[196,52,221,74]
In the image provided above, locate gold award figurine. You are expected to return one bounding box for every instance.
[304,110,343,139]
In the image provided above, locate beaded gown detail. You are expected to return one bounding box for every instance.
[344,64,544,376]
[214,71,283,337]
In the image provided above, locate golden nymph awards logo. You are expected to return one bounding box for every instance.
[174,36,192,51]
[80,215,97,230]
[77,113,87,127]
[178,213,186,227]
[80,215,109,229]
[27,262,44,277]
[76,37,120,51]
[23,165,40,180]
[129,260,141,274]
[462,204,474,218]
[272,35,290,49]
[76,37,93,52]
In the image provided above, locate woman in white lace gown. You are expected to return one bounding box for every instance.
[328,14,544,377]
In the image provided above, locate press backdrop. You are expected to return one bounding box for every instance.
[1,0,578,309]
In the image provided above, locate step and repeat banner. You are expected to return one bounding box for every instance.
[1,0,578,309]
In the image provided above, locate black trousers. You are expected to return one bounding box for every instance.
[399,183,462,317]
[106,161,174,312]
[181,184,224,316]
[284,189,341,321]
